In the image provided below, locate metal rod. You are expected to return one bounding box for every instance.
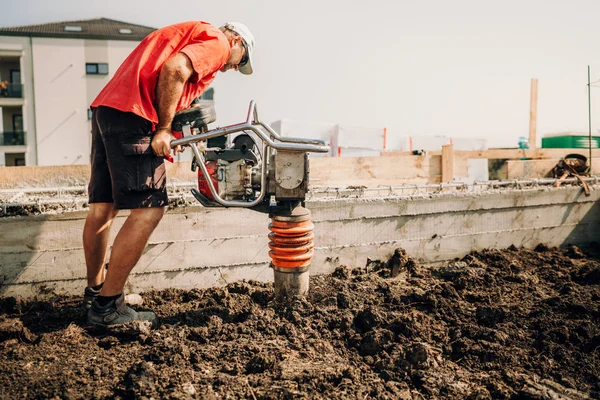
[2,176,597,199]
[0,186,86,194]
[310,176,599,191]
[589,66,593,173]
[2,177,597,210]
[171,122,329,152]
[171,101,329,153]
[258,121,326,146]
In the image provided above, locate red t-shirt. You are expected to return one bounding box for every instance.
[91,21,229,127]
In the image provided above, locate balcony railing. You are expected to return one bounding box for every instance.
[0,83,23,98]
[0,131,26,146]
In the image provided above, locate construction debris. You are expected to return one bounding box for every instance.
[552,154,592,195]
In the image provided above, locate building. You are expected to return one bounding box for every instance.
[0,18,156,166]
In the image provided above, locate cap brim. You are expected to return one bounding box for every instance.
[239,58,253,75]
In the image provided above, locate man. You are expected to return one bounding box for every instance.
[83,21,255,327]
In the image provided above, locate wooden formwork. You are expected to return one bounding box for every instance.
[1,148,599,189]
[383,148,600,182]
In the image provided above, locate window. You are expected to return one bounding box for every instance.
[64,25,82,32]
[12,114,23,131]
[5,153,26,166]
[86,63,109,75]
[87,109,93,120]
[119,28,132,34]
[199,87,215,100]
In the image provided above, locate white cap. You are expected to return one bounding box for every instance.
[224,22,255,75]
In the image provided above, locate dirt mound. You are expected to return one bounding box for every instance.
[1,245,599,399]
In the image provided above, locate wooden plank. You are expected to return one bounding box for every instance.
[506,157,600,179]
[529,78,538,149]
[383,148,600,160]
[506,159,556,179]
[0,165,90,188]
[309,155,440,187]
[0,162,196,188]
[441,144,454,182]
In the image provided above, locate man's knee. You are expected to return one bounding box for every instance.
[128,207,166,226]
[88,203,119,223]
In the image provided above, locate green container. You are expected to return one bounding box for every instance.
[541,134,600,149]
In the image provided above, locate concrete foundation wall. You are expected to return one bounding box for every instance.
[1,185,598,298]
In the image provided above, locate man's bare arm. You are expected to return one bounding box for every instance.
[152,53,195,157]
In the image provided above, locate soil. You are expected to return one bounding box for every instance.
[1,244,599,399]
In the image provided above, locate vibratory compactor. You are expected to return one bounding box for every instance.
[169,101,330,298]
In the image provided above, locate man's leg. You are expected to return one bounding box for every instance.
[87,207,164,327]
[87,106,166,327]
[100,207,165,296]
[83,107,115,310]
[83,202,119,288]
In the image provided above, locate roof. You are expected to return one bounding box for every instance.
[0,18,156,41]
[543,132,600,138]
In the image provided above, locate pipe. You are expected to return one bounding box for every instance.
[171,101,329,153]
[27,35,39,165]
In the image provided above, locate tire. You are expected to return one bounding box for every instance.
[172,100,216,131]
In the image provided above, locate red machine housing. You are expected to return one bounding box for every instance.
[197,161,219,200]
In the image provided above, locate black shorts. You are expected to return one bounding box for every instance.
[88,106,168,209]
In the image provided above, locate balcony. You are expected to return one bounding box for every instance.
[0,131,26,146]
[0,83,22,98]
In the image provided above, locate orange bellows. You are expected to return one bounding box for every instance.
[268,219,315,269]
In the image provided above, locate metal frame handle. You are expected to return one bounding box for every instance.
[171,100,330,152]
[170,101,330,207]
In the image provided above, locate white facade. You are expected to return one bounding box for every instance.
[451,137,488,151]
[270,119,338,157]
[271,119,388,157]
[336,124,384,157]
[0,35,138,166]
[270,119,491,156]
[410,135,451,152]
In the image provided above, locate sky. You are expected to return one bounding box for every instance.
[2,0,600,148]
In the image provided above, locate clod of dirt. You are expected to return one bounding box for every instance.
[566,245,586,259]
[246,352,276,374]
[0,297,25,314]
[405,342,442,369]
[475,306,507,327]
[385,248,416,277]
[534,243,550,252]
[120,361,159,398]
[0,319,38,343]
[332,265,351,280]
[359,328,393,355]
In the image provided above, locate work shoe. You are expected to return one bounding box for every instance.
[82,286,101,311]
[87,293,157,328]
[82,263,109,310]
